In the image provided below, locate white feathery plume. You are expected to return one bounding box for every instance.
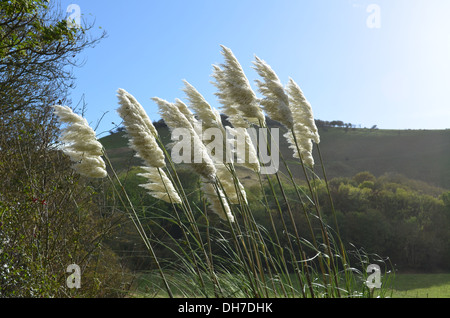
[211,65,248,128]
[117,89,158,136]
[156,96,235,220]
[182,80,224,133]
[137,167,182,204]
[211,45,266,126]
[116,89,182,204]
[71,156,108,179]
[201,182,234,223]
[52,105,107,178]
[116,88,166,168]
[284,128,315,167]
[253,56,294,130]
[59,123,103,155]
[282,78,320,167]
[174,98,200,131]
[227,126,260,173]
[153,96,217,182]
[182,80,235,163]
[181,81,249,204]
[210,46,262,172]
[286,78,320,144]
[216,163,247,205]
[173,98,203,145]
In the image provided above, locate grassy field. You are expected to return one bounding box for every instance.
[131,271,450,298]
[389,273,450,298]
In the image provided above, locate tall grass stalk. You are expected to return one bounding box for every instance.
[101,151,174,298]
[289,129,342,297]
[153,134,225,297]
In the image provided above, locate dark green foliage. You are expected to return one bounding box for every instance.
[322,172,450,271]
[0,125,130,297]
[0,1,128,297]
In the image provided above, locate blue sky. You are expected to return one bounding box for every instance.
[59,0,450,135]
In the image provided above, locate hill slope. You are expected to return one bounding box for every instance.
[100,122,450,190]
[316,128,450,189]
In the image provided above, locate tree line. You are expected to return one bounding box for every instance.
[315,119,378,130]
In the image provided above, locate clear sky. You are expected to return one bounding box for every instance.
[59,0,450,135]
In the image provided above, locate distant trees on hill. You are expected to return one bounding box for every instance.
[315,120,378,131]
[111,118,379,136]
[316,119,355,129]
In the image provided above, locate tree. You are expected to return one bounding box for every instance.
[0,1,130,297]
[330,120,344,127]
[353,171,376,185]
[0,0,105,116]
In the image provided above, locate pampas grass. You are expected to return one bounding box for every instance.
[153,96,217,183]
[182,80,224,133]
[212,45,265,126]
[201,182,234,222]
[286,78,320,145]
[52,105,107,178]
[117,88,166,168]
[253,56,293,130]
[284,128,315,167]
[137,166,182,204]
[53,45,390,299]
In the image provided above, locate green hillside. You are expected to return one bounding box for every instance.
[316,128,450,189]
[100,122,450,190]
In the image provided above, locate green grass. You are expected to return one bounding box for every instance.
[389,273,450,298]
[130,272,450,298]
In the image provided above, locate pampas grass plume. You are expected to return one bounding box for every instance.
[212,45,266,126]
[52,105,107,178]
[286,78,320,144]
[253,56,294,130]
[202,182,234,222]
[153,96,217,182]
[117,89,166,168]
[137,167,182,204]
